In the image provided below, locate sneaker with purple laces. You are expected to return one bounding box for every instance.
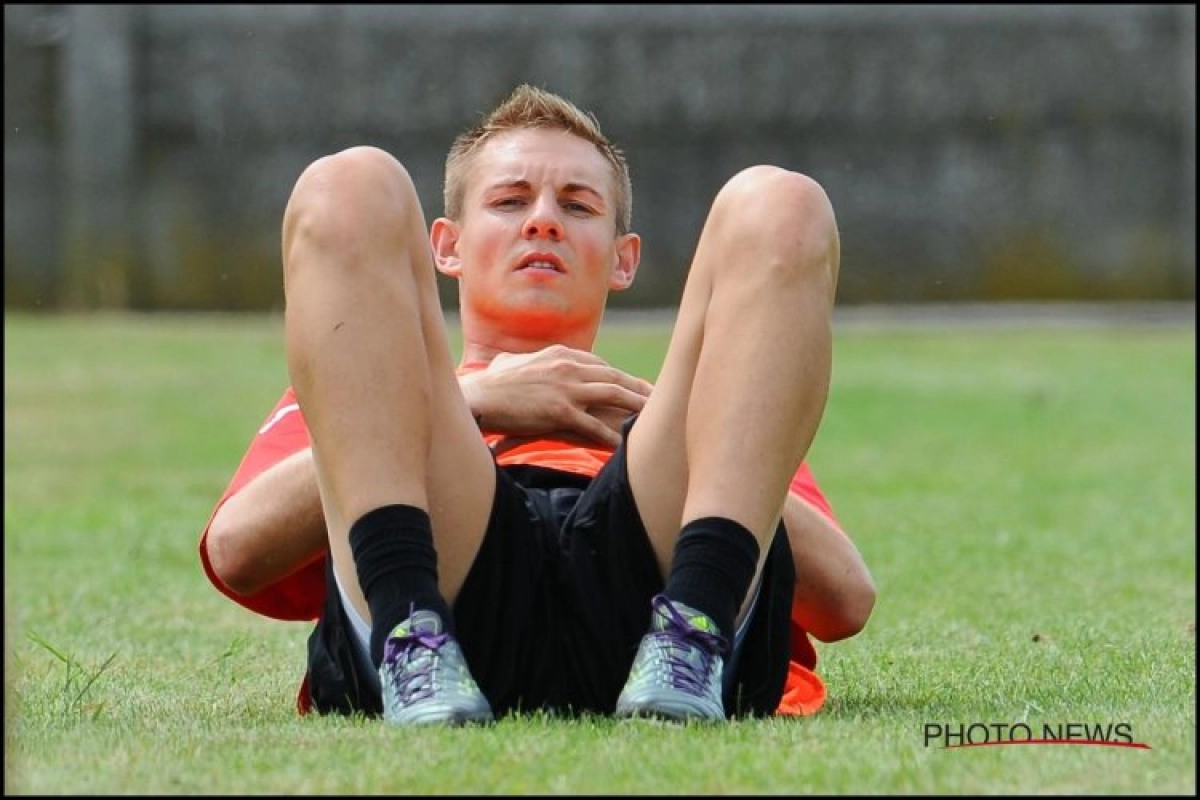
[614,594,728,722]
[379,609,494,726]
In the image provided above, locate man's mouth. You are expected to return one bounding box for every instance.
[517,254,565,273]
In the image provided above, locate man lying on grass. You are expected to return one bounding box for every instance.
[199,84,875,726]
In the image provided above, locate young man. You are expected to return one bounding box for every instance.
[200,84,875,726]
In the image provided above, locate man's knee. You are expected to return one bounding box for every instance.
[282,146,423,275]
[716,165,835,235]
[708,165,840,288]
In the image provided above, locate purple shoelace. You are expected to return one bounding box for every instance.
[649,595,727,692]
[383,629,450,704]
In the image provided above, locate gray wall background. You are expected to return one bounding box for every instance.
[4,3,1196,311]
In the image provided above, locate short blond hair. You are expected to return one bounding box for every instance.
[443,84,633,234]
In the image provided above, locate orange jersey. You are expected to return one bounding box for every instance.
[199,384,842,717]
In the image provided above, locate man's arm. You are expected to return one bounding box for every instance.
[205,447,325,596]
[205,345,652,597]
[782,492,876,643]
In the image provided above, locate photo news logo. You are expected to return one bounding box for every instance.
[923,722,1151,750]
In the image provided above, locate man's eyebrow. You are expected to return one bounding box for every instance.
[562,182,605,199]
[483,179,604,198]
[485,179,532,192]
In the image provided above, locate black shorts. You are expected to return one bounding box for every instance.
[304,420,796,719]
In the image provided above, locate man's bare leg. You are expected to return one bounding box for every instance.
[281,146,497,667]
[625,164,840,656]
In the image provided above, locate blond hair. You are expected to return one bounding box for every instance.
[443,84,633,234]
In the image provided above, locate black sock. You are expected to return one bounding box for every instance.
[661,517,761,644]
[348,503,452,667]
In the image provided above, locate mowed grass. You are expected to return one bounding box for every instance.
[4,309,1195,795]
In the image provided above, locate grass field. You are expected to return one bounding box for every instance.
[4,309,1195,794]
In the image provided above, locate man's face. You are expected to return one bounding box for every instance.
[432,128,638,337]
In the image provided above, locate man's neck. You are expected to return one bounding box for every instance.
[458,317,600,365]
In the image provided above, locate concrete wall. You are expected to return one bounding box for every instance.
[4,4,1195,310]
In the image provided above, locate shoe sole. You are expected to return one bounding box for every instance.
[615,695,724,723]
[384,708,495,727]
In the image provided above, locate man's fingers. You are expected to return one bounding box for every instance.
[565,411,623,447]
[577,364,654,396]
[575,383,648,413]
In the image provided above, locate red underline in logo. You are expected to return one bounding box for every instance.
[944,739,1152,750]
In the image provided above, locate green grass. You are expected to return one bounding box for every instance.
[4,310,1195,794]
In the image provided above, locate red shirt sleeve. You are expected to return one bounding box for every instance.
[789,460,839,527]
[198,387,328,621]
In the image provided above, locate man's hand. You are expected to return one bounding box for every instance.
[460,344,653,447]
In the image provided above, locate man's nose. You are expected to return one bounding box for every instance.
[523,198,563,240]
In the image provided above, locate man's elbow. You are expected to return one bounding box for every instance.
[810,574,877,643]
[204,515,264,597]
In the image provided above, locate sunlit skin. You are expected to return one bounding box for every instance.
[431,129,641,363]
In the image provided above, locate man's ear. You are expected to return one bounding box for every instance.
[609,232,641,291]
[430,217,462,278]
